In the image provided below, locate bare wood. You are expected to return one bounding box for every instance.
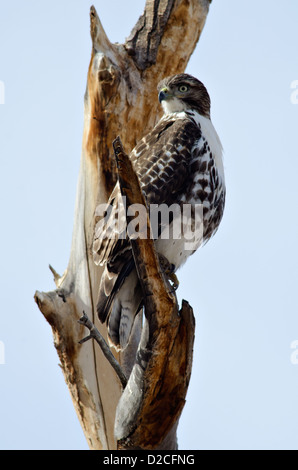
[34,0,210,450]
[112,138,195,450]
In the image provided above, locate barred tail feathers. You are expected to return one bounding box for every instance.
[96,264,143,349]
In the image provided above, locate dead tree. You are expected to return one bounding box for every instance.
[34,0,211,450]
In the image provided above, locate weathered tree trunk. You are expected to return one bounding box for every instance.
[34,0,211,450]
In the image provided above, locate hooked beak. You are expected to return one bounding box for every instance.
[158,87,172,103]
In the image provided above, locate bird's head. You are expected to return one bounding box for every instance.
[157,73,211,118]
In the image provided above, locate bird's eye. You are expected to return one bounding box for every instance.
[178,85,188,93]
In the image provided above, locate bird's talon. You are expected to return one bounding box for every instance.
[158,254,179,289]
[168,272,179,290]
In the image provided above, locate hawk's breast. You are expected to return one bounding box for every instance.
[154,111,225,270]
[183,111,225,243]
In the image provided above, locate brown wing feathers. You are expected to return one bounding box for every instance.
[93,115,201,322]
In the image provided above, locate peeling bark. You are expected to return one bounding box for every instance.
[34,0,211,450]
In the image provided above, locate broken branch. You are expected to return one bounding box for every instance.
[78,311,127,389]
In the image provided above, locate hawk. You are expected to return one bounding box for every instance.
[93,73,225,350]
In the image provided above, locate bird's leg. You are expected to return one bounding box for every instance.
[158,253,179,290]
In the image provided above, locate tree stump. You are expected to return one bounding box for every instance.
[34,0,211,450]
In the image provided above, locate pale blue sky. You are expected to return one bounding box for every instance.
[0,0,298,450]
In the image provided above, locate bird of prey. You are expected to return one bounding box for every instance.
[93,73,225,350]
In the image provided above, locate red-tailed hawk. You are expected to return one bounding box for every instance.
[93,73,225,350]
